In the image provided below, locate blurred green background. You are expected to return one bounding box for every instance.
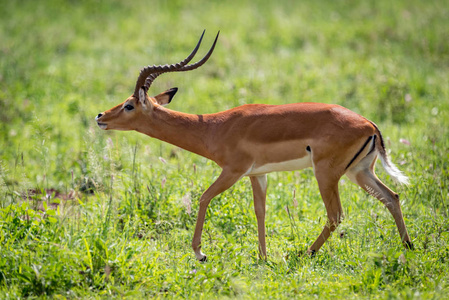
[1,0,448,185]
[0,0,448,298]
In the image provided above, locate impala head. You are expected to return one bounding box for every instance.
[95,30,219,131]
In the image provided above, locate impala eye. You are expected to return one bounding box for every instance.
[124,104,134,111]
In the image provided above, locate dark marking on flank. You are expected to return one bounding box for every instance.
[345,136,373,170]
[306,146,311,152]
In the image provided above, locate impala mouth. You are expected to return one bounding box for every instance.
[97,122,107,130]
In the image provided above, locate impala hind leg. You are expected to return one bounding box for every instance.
[308,168,343,255]
[250,175,268,259]
[192,169,242,261]
[346,157,413,249]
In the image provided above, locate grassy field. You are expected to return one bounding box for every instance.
[1,0,448,298]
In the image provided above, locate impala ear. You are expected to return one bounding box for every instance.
[154,87,178,106]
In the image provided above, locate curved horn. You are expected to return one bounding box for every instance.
[171,31,219,72]
[142,30,207,91]
[133,31,219,96]
[134,30,205,96]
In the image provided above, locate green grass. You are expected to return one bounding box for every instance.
[1,0,448,298]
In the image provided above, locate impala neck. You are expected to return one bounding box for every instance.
[136,106,213,160]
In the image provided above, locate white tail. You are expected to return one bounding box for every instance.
[378,153,410,185]
[372,123,410,185]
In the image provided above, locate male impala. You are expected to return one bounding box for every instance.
[96,31,413,261]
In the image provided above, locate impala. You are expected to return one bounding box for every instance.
[96,31,413,261]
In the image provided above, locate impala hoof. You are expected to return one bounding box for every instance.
[194,248,207,262]
[405,241,414,250]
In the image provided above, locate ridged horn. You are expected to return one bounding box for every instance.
[133,30,219,96]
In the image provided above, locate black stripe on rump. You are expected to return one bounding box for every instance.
[345,135,373,170]
[367,134,377,155]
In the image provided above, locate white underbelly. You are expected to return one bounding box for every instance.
[246,156,312,176]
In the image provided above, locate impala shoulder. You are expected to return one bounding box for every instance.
[235,103,271,112]
[215,104,270,118]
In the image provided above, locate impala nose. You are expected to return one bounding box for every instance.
[96,113,103,120]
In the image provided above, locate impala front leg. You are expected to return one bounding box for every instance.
[192,169,242,261]
[250,175,268,259]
